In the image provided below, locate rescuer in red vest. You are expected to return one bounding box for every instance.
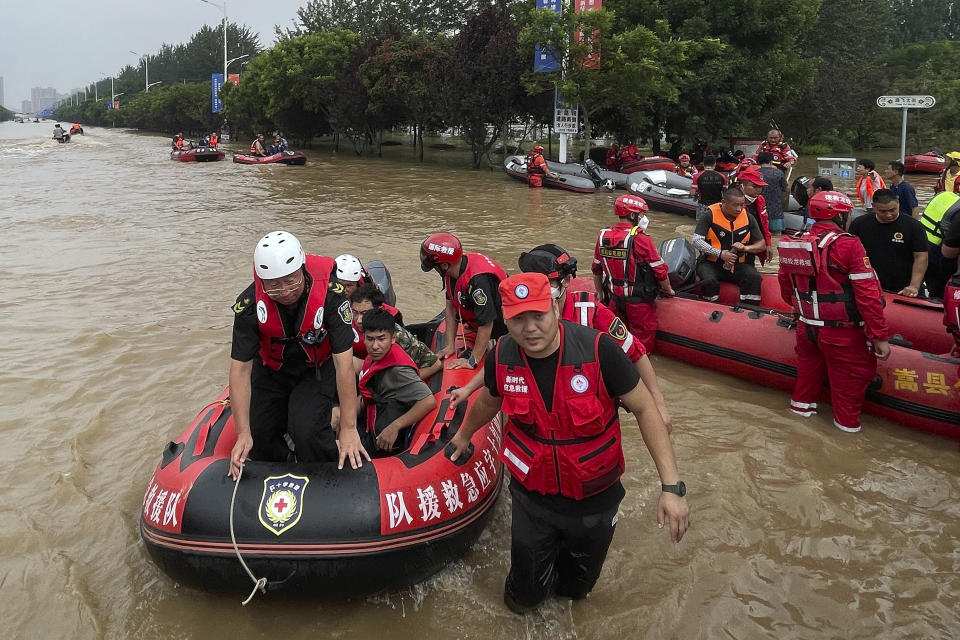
[777,192,892,433]
[525,144,559,188]
[228,231,370,478]
[420,232,507,370]
[592,194,675,351]
[447,272,689,613]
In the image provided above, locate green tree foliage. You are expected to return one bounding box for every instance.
[439,5,527,168]
[884,39,960,149]
[360,33,450,161]
[890,0,960,45]
[281,0,481,40]
[0,105,12,121]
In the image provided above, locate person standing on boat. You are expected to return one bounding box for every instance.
[250,133,267,157]
[228,231,369,479]
[690,154,728,219]
[674,153,698,178]
[758,152,789,234]
[691,187,766,303]
[940,221,960,359]
[447,272,689,613]
[592,194,674,352]
[209,131,219,148]
[525,144,559,188]
[736,168,773,264]
[884,160,920,219]
[777,191,892,433]
[605,141,622,171]
[849,189,928,296]
[420,232,507,370]
[754,129,797,172]
[849,159,886,214]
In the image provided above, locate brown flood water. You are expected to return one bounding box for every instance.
[0,122,957,639]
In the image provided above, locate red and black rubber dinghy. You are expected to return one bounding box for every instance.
[904,151,947,174]
[139,318,503,597]
[233,150,307,165]
[620,156,677,174]
[170,146,225,162]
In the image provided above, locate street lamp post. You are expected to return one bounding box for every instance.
[226,53,249,73]
[200,0,228,82]
[130,50,150,92]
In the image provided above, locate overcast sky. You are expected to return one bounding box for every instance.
[1,0,305,109]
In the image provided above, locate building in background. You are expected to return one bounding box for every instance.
[30,87,58,113]
[21,99,33,114]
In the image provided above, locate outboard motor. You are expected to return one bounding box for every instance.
[584,158,604,185]
[364,260,397,307]
[658,237,697,288]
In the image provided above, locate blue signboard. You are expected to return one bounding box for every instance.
[534,0,561,72]
[211,73,224,114]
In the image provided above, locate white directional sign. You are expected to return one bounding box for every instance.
[877,95,936,109]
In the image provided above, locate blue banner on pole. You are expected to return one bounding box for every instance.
[211,73,224,114]
[534,0,561,72]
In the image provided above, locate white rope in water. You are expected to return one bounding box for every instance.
[229,463,268,606]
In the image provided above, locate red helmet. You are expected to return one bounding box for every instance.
[420,232,462,272]
[533,144,544,153]
[615,194,649,217]
[679,153,691,162]
[808,191,853,220]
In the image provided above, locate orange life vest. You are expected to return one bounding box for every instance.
[704,203,752,263]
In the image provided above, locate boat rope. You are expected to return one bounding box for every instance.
[229,462,267,606]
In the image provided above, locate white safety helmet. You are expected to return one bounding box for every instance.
[253,231,305,279]
[335,254,364,282]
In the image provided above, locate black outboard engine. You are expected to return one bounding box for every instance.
[364,260,397,307]
[584,158,604,184]
[791,176,811,208]
[658,237,697,288]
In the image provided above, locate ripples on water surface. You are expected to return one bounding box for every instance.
[0,121,957,639]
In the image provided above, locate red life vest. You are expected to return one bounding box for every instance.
[777,231,865,328]
[444,253,507,331]
[352,303,402,358]
[254,255,336,370]
[595,225,660,302]
[562,290,640,360]
[357,342,419,434]
[757,141,793,169]
[496,321,624,499]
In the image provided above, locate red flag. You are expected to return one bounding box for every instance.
[228,73,240,86]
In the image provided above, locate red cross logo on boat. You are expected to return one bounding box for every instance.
[258,473,310,536]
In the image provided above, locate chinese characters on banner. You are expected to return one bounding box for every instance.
[574,0,602,69]
[534,0,562,72]
[554,88,579,134]
[211,73,224,114]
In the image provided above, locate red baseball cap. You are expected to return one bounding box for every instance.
[738,168,768,186]
[499,273,553,319]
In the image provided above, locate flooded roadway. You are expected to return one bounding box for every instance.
[0,121,957,639]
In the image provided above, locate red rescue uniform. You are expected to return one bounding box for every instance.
[562,289,646,362]
[444,253,507,345]
[592,221,668,352]
[755,140,796,171]
[495,321,624,499]
[777,222,891,431]
[527,152,549,188]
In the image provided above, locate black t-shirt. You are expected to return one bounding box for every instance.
[694,169,726,205]
[449,268,507,339]
[944,216,960,250]
[849,213,928,291]
[231,273,354,378]
[483,330,641,514]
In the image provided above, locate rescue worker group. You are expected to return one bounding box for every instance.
[225,130,959,613]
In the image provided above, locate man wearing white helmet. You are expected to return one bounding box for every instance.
[228,231,369,478]
[334,253,368,299]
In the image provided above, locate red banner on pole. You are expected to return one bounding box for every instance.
[228,73,240,86]
[574,0,601,70]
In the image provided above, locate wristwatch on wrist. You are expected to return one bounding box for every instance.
[661,481,686,497]
[466,355,478,369]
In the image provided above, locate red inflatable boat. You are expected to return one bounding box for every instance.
[715,274,952,355]
[621,156,677,174]
[170,146,225,162]
[140,317,503,597]
[904,152,947,174]
[654,294,960,442]
[233,151,307,165]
